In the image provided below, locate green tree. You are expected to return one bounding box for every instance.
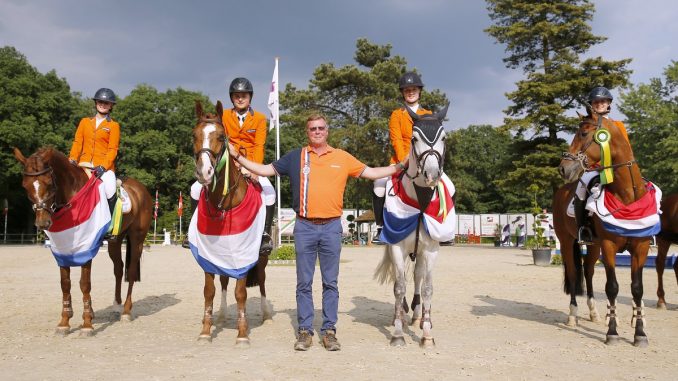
[279,38,448,210]
[618,61,678,193]
[446,125,514,213]
[113,84,212,233]
[485,0,632,207]
[0,46,85,232]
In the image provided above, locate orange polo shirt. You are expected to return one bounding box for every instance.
[272,145,366,218]
[223,108,268,163]
[389,106,432,164]
[68,116,120,171]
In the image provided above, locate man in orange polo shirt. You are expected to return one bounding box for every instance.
[229,113,404,351]
[372,72,431,243]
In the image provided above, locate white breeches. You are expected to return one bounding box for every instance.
[575,171,599,200]
[190,177,276,206]
[101,171,116,199]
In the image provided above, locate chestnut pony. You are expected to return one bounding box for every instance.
[655,193,678,309]
[558,112,655,347]
[191,100,270,345]
[13,147,152,335]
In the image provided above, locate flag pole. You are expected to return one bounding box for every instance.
[274,57,281,249]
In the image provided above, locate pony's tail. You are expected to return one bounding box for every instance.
[374,246,395,285]
[123,235,141,282]
[563,239,584,295]
[245,262,260,288]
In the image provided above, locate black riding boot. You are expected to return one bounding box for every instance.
[259,205,275,256]
[372,193,385,244]
[182,198,198,249]
[106,194,118,242]
[574,197,593,244]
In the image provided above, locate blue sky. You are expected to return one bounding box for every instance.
[1,0,676,130]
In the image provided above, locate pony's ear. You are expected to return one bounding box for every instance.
[406,106,420,122]
[216,100,223,120]
[435,102,450,121]
[12,147,26,165]
[195,100,203,119]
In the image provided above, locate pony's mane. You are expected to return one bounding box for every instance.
[26,147,67,170]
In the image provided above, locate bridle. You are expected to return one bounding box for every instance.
[194,118,243,210]
[405,124,445,182]
[22,166,60,215]
[561,113,639,198]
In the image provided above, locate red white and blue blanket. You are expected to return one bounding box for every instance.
[46,176,111,266]
[585,182,662,237]
[380,173,456,244]
[187,183,265,278]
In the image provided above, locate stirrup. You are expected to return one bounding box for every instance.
[577,226,594,245]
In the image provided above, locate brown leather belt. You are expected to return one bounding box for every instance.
[297,215,340,225]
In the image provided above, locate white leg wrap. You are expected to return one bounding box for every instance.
[631,300,646,328]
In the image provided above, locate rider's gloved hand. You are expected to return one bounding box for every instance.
[94,165,106,177]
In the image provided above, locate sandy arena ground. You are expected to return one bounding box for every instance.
[0,243,677,380]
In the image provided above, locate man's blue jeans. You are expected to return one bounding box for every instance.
[293,217,342,335]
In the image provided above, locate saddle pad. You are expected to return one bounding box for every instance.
[119,185,132,213]
[585,182,662,237]
[381,173,456,244]
[187,183,265,278]
[46,176,110,266]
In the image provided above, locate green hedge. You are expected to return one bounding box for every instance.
[271,245,296,260]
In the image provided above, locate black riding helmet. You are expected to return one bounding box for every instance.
[399,72,424,89]
[229,77,254,98]
[92,88,117,104]
[588,86,613,103]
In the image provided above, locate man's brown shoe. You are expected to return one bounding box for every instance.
[322,330,341,351]
[294,329,312,351]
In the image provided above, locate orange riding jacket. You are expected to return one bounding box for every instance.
[223,108,268,163]
[389,106,432,164]
[68,116,120,171]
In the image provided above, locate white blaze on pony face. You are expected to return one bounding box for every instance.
[196,123,217,184]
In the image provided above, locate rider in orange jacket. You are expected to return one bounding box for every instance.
[574,86,630,244]
[372,72,432,243]
[68,88,120,239]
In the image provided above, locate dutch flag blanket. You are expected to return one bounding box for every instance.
[586,182,662,237]
[380,173,456,244]
[46,176,111,267]
[187,183,265,278]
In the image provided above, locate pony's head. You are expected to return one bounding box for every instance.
[193,100,226,185]
[13,147,57,229]
[406,103,449,187]
[559,111,619,183]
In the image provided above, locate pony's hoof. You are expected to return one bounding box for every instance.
[605,335,620,345]
[410,318,421,327]
[120,314,133,322]
[566,316,577,327]
[420,337,435,348]
[590,313,602,323]
[390,336,406,347]
[79,328,94,337]
[235,338,250,348]
[656,302,667,310]
[198,334,212,342]
[633,335,649,348]
[263,317,274,325]
[54,327,69,336]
